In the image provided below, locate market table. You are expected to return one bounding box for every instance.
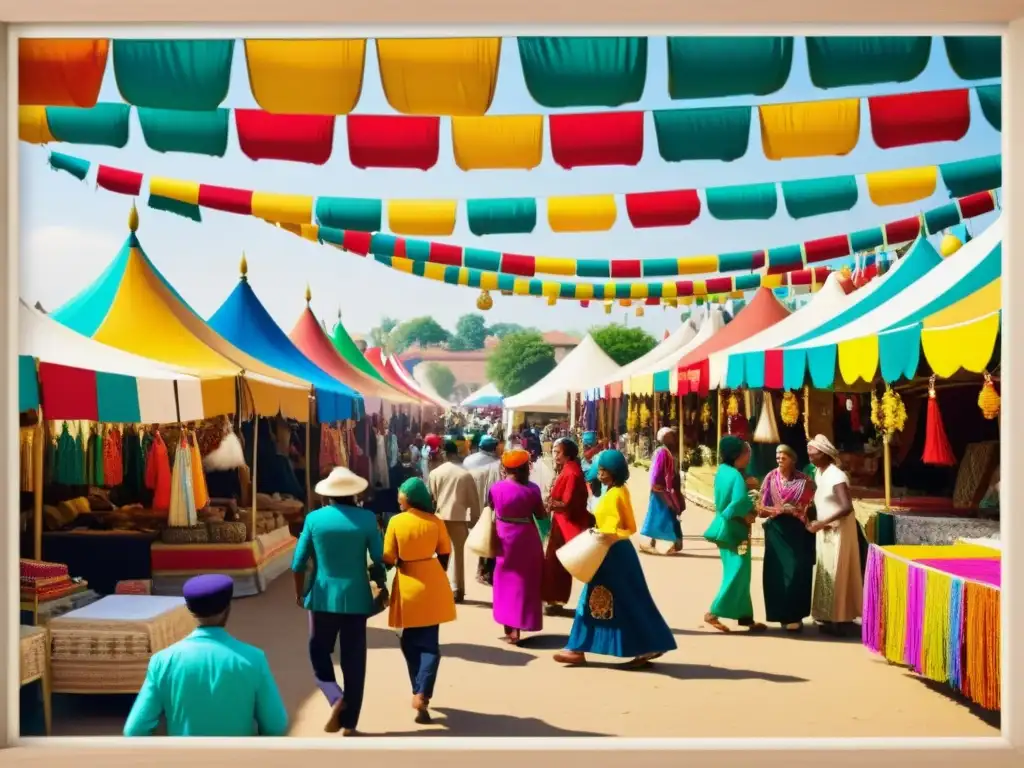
[20,625,51,735]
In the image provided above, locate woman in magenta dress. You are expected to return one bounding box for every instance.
[488,448,548,644]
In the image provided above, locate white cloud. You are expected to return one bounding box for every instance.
[19,225,124,308]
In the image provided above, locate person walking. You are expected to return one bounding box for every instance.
[639,427,684,555]
[428,440,481,603]
[541,437,593,615]
[466,435,503,585]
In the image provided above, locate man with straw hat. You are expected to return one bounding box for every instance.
[123,574,288,737]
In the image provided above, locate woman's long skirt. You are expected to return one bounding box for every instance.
[762,515,815,625]
[566,540,677,658]
[811,514,863,624]
[710,543,753,621]
[639,492,682,543]
[493,519,544,632]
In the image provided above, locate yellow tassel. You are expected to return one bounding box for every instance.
[921,571,951,683]
[963,581,1001,710]
[883,555,909,664]
[978,372,1000,420]
[726,392,740,417]
[780,391,799,426]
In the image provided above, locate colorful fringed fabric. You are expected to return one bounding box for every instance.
[19,39,109,107]
[861,544,1001,711]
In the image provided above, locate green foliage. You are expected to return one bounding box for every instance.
[485,331,557,397]
[367,316,399,351]
[486,322,527,339]
[449,314,489,351]
[589,324,657,366]
[424,363,456,400]
[389,316,452,353]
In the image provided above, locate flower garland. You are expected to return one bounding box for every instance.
[780,391,800,426]
[978,371,1000,420]
[870,385,908,439]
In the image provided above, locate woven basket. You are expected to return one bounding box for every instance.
[206,521,247,544]
[160,525,209,545]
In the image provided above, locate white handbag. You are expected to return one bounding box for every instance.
[466,505,498,558]
[556,528,614,584]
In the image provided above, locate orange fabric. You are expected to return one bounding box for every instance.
[189,433,210,511]
[103,427,123,487]
[145,431,172,512]
[19,39,109,107]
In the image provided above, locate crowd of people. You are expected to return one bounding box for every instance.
[118,424,862,738]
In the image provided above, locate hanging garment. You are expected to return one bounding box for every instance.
[145,431,172,512]
[189,432,210,510]
[54,422,85,486]
[88,428,105,487]
[103,427,123,486]
[319,425,341,474]
[388,432,400,468]
[20,427,35,493]
[167,435,198,527]
[121,427,146,501]
[374,431,390,489]
[753,392,781,444]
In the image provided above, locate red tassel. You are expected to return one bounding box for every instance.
[922,378,956,466]
[849,394,862,432]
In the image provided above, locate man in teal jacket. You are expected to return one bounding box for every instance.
[123,574,288,737]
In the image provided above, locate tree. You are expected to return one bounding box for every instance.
[449,314,489,351]
[486,331,557,397]
[486,322,527,339]
[589,324,657,366]
[367,316,398,351]
[424,363,456,401]
[389,316,451,353]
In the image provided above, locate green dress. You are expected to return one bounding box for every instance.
[706,464,754,620]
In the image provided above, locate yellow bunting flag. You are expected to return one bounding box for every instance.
[676,255,718,275]
[19,106,54,144]
[251,192,314,225]
[865,166,938,207]
[759,98,861,160]
[149,177,200,205]
[386,200,458,236]
[837,336,880,385]
[451,115,544,171]
[244,39,367,115]
[547,195,617,233]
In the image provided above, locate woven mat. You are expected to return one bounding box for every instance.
[20,626,47,685]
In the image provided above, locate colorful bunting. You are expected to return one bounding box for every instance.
[548,111,645,169]
[759,98,861,160]
[868,89,971,150]
[943,36,1001,81]
[347,114,440,170]
[112,39,235,111]
[235,110,336,165]
[517,36,648,108]
[805,36,931,89]
[244,39,367,115]
[18,39,109,108]
[667,36,793,99]
[450,115,543,171]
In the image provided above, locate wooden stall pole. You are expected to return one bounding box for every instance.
[883,434,893,510]
[715,389,723,465]
[33,406,44,561]
[251,412,259,533]
[305,395,313,512]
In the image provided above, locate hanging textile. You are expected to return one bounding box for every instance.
[20,427,35,493]
[46,103,130,148]
[466,198,537,236]
[145,430,172,512]
[37,362,98,422]
[548,111,644,169]
[138,107,230,156]
[868,89,971,150]
[975,85,1001,131]
[18,106,54,144]
[346,115,440,170]
[88,427,106,487]
[517,36,648,108]
[451,115,544,171]
[167,435,197,527]
[376,38,501,116]
[244,39,366,115]
[250,192,315,225]
[805,36,931,89]
[387,200,458,236]
[53,422,85,486]
[189,432,210,511]
[121,427,146,501]
[112,39,235,110]
[235,110,335,165]
[97,165,144,196]
[624,189,701,229]
[705,182,778,220]
[667,36,792,99]
[18,356,40,413]
[319,425,342,475]
[315,197,382,232]
[653,106,751,162]
[940,155,1001,198]
[19,38,109,107]
[547,195,617,233]
[781,175,859,219]
[943,36,1001,81]
[95,372,143,423]
[104,426,124,487]
[865,166,938,206]
[48,151,91,181]
[759,98,861,160]
[374,431,390,490]
[150,193,203,222]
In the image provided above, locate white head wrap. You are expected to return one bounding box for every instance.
[807,434,840,462]
[656,426,677,444]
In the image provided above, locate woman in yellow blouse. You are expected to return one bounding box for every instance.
[554,450,676,668]
[382,477,456,725]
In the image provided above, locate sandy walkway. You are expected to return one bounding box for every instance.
[32,473,998,738]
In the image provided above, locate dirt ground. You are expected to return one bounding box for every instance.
[28,473,999,738]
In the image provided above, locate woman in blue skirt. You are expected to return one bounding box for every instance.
[554,450,677,668]
[640,427,684,555]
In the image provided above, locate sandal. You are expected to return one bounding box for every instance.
[324,698,347,733]
[784,623,804,633]
[639,543,658,555]
[704,613,731,633]
[553,650,587,666]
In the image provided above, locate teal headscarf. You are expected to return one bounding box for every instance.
[595,449,630,486]
[399,477,434,513]
[718,436,749,467]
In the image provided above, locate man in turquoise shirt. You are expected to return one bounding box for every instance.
[123,574,288,737]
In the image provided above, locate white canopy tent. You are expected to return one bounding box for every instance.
[461,382,503,408]
[623,318,700,395]
[503,334,620,414]
[633,307,727,390]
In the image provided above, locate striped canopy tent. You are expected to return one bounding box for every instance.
[461,382,504,408]
[782,218,1002,387]
[328,312,393,386]
[392,356,451,407]
[206,262,363,423]
[718,225,960,391]
[49,206,311,421]
[19,299,202,423]
[504,334,621,414]
[289,302,420,411]
[363,347,436,406]
[641,307,729,395]
[675,289,793,396]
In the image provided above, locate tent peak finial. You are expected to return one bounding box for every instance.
[239,252,248,281]
[128,203,139,233]
[305,284,312,305]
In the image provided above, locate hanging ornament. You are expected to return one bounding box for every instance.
[603,300,613,315]
[636,306,645,317]
[700,400,712,430]
[922,376,956,466]
[939,233,963,258]
[873,385,907,438]
[546,295,557,306]
[726,392,740,417]
[639,399,651,428]
[780,391,800,426]
[753,392,781,444]
[476,289,493,311]
[579,300,590,308]
[978,371,1001,420]
[669,395,677,424]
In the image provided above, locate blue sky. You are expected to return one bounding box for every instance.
[19,35,1001,340]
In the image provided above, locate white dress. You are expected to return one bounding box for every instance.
[811,463,863,623]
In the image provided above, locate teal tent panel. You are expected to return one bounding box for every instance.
[112,39,235,110]
[878,325,922,384]
[724,354,745,389]
[369,233,399,257]
[734,273,762,291]
[850,226,885,253]
[464,248,502,272]
[316,197,383,231]
[944,36,1001,80]
[767,244,803,270]
[653,370,671,392]
[806,345,838,389]
[50,237,133,337]
[517,37,647,108]
[975,85,1001,131]
[806,36,931,89]
[924,202,962,235]
[667,37,793,99]
[137,107,229,156]
[46,103,130,148]
[744,351,766,389]
[782,348,808,391]
[706,182,778,221]
[718,250,761,272]
[48,151,90,181]
[787,237,943,346]
[653,106,751,162]
[96,373,142,423]
[18,356,39,412]
[149,194,202,222]
[466,198,537,236]
[642,258,679,277]
[939,154,1001,197]
[781,175,859,219]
